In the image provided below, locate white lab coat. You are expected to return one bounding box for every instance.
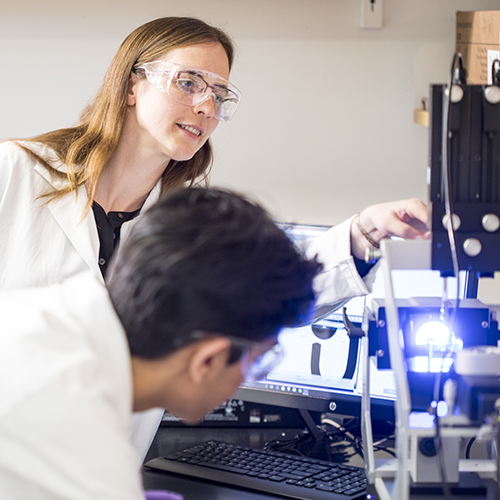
[0,272,144,500]
[0,140,164,460]
[0,141,161,290]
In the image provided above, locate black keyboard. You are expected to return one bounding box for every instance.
[145,440,367,500]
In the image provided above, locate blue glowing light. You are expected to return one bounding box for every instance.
[411,320,462,373]
[414,320,451,347]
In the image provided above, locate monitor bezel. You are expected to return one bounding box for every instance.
[234,384,395,421]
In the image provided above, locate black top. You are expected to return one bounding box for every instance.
[92,201,141,278]
[353,255,377,278]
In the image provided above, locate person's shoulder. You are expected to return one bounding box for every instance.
[0,139,26,156]
[0,141,34,181]
[0,141,64,183]
[0,140,49,163]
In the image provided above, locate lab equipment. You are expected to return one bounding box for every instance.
[363,54,500,500]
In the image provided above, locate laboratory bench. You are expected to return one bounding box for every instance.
[142,422,496,499]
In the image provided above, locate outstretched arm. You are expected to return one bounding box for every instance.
[350,198,430,261]
[301,198,429,316]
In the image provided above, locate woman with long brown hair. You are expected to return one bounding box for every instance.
[0,16,239,288]
[0,15,244,463]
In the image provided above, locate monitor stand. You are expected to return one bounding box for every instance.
[271,408,351,462]
[298,408,323,441]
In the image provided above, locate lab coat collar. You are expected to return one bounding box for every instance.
[30,142,74,191]
[30,142,162,284]
[28,144,103,282]
[47,185,103,283]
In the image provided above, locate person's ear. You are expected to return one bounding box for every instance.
[187,337,232,385]
[127,72,140,106]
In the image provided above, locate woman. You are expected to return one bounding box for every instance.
[0,16,244,464]
[0,16,239,289]
[0,16,428,459]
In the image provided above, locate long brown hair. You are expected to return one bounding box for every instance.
[16,17,235,214]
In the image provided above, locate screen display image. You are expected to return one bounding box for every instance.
[237,307,397,421]
[272,315,359,392]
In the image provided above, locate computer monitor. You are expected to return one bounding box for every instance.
[234,223,398,423]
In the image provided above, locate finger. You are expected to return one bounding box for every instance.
[395,198,429,228]
[403,217,430,234]
[385,216,430,239]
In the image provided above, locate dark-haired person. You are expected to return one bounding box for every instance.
[0,188,320,500]
[0,16,429,459]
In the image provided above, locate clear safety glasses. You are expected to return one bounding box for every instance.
[239,341,284,383]
[133,60,241,122]
[190,330,284,383]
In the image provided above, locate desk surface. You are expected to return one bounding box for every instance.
[142,424,494,500]
[143,425,309,500]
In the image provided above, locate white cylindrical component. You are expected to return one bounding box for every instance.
[443,378,457,416]
[442,213,461,231]
[463,238,482,257]
[484,86,500,104]
[450,84,464,103]
[482,213,500,232]
[456,346,500,376]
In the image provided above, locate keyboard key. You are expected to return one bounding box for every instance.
[346,486,366,494]
[197,462,248,474]
[278,473,310,480]
[316,484,335,492]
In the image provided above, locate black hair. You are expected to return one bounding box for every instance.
[107,188,321,359]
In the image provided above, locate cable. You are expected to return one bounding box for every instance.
[429,54,465,414]
[495,419,500,500]
[465,437,476,459]
[427,52,465,500]
[433,410,453,500]
[322,417,356,441]
[372,446,397,458]
[492,58,500,86]
[440,52,464,340]
[430,52,465,413]
[263,416,366,463]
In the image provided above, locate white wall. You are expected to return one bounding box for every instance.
[2,0,498,226]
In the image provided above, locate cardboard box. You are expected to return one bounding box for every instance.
[456,11,500,85]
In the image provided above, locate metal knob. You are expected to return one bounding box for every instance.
[484,86,500,105]
[463,238,482,257]
[450,85,464,103]
[442,213,461,231]
[482,213,500,232]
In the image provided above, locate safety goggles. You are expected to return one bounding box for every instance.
[190,330,284,383]
[133,61,241,122]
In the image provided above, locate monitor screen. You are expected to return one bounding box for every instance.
[234,223,397,422]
